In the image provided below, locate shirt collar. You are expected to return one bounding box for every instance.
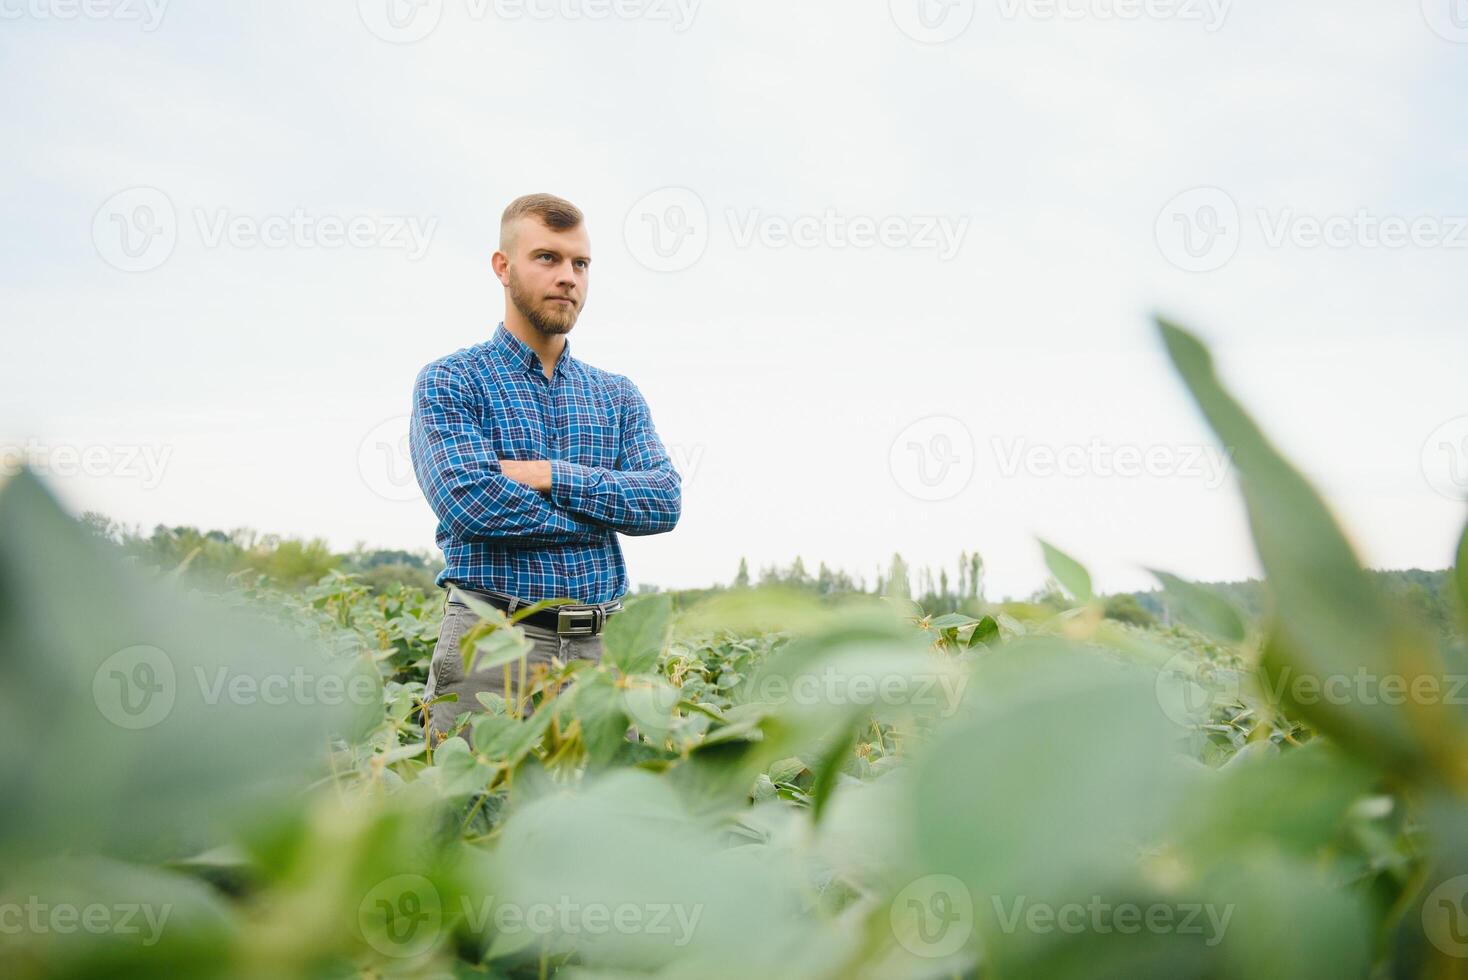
[490,321,574,379]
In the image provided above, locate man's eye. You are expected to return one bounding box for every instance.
[574,260,589,270]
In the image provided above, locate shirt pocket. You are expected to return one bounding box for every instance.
[486,411,542,459]
[567,417,620,468]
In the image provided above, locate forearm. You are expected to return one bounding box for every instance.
[429,465,608,545]
[546,460,682,536]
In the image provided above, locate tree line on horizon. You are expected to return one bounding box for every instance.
[79,513,1460,636]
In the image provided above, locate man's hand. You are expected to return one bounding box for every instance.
[499,459,553,493]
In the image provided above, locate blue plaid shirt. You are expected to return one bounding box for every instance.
[409,322,681,604]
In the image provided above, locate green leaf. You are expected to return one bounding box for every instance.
[471,714,516,755]
[809,723,858,825]
[477,706,552,766]
[1,856,238,976]
[430,736,494,796]
[1039,539,1094,602]
[507,595,578,624]
[0,470,362,863]
[602,593,672,675]
[567,671,630,769]
[1148,568,1247,643]
[912,639,1183,906]
[967,615,1000,647]
[928,613,978,630]
[620,675,680,741]
[1157,316,1453,775]
[461,620,532,675]
[768,757,807,784]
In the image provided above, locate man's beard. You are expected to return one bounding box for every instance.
[508,266,579,336]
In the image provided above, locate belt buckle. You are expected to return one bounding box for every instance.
[557,607,598,636]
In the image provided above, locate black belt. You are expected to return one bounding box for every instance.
[446,585,623,636]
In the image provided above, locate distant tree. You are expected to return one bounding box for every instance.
[968,551,985,601]
[733,556,750,588]
[884,553,911,601]
[1103,593,1158,627]
[789,556,810,586]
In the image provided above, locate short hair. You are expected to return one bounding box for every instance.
[500,193,584,251]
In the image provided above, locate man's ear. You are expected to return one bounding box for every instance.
[491,249,510,284]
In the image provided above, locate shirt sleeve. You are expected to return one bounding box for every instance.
[547,376,682,537]
[409,359,607,547]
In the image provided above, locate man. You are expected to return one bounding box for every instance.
[408,193,681,744]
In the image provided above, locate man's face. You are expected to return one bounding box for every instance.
[501,216,591,336]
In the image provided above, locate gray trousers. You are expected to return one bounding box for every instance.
[423,595,606,744]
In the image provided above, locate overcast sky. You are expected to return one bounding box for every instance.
[4,0,1466,599]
